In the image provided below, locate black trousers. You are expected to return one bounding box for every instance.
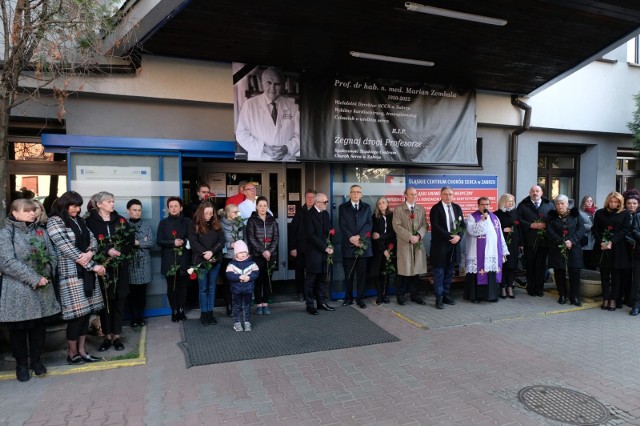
[100,297,126,335]
[220,258,233,308]
[294,251,307,296]
[166,274,188,312]
[66,314,90,341]
[128,284,148,321]
[9,321,46,364]
[396,275,421,299]
[618,268,633,306]
[600,267,621,301]
[342,257,367,301]
[304,272,326,308]
[500,267,516,289]
[253,256,272,304]
[524,247,548,294]
[554,268,580,299]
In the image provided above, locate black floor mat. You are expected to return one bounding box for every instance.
[178,305,400,367]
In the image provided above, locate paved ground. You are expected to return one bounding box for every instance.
[1,285,639,426]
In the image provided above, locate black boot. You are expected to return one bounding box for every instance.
[28,323,46,376]
[200,312,209,326]
[209,312,217,325]
[177,307,186,321]
[16,359,30,382]
[30,358,47,377]
[171,310,179,322]
[226,305,232,317]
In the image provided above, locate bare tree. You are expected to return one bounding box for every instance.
[0,0,130,221]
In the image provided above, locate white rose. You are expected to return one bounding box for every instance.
[187,267,194,275]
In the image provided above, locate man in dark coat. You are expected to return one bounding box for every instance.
[184,183,210,219]
[516,185,555,296]
[429,186,465,309]
[339,184,373,308]
[288,189,316,300]
[302,192,335,315]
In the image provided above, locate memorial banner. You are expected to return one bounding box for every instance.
[300,74,477,165]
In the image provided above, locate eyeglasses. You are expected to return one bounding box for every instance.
[317,200,329,204]
[244,187,256,191]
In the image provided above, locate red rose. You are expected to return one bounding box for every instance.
[607,225,613,231]
[98,234,105,241]
[410,213,415,219]
[514,220,520,225]
[189,273,198,280]
[264,237,271,243]
[388,243,394,250]
[36,229,44,237]
[119,218,126,224]
[365,232,371,238]
[329,228,335,236]
[171,230,177,237]
[562,230,568,236]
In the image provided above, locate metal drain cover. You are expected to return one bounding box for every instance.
[518,385,610,425]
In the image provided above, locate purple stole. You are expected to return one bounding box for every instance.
[471,211,504,285]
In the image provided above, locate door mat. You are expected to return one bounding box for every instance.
[178,305,400,367]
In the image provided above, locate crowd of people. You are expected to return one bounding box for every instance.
[3,180,640,383]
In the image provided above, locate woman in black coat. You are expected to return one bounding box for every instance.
[494,193,520,299]
[369,197,396,305]
[546,195,585,307]
[593,191,631,311]
[246,196,279,315]
[156,196,191,322]
[85,191,134,352]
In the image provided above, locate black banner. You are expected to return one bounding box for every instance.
[300,74,477,165]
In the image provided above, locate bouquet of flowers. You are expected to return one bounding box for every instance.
[326,228,335,283]
[348,231,371,279]
[166,230,184,290]
[187,261,213,280]
[26,229,52,284]
[383,243,396,276]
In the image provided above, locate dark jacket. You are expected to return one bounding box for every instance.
[226,257,259,294]
[429,201,464,267]
[516,196,555,248]
[630,212,640,261]
[303,207,333,274]
[370,211,396,276]
[156,214,191,275]
[246,211,279,260]
[338,200,373,258]
[494,208,521,269]
[85,209,133,299]
[593,208,631,269]
[188,221,225,265]
[288,203,311,254]
[546,208,585,270]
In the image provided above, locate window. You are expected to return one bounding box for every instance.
[616,148,640,193]
[628,36,640,65]
[538,143,585,204]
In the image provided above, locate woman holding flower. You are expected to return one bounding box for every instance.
[188,201,225,326]
[157,196,191,322]
[593,191,631,311]
[126,199,154,327]
[86,191,134,352]
[546,195,585,306]
[47,191,105,366]
[494,193,520,298]
[220,204,244,316]
[246,196,279,315]
[578,196,597,270]
[0,199,60,381]
[370,196,396,305]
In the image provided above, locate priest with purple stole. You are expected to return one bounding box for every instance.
[464,197,510,303]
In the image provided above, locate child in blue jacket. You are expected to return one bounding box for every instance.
[225,240,259,331]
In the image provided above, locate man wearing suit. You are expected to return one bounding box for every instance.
[302,192,336,315]
[516,185,555,296]
[392,187,428,305]
[339,184,373,308]
[430,186,465,309]
[289,189,316,300]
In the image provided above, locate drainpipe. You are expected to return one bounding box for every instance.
[509,95,532,195]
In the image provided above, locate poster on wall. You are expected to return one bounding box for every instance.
[405,174,498,223]
[232,63,300,162]
[300,74,478,165]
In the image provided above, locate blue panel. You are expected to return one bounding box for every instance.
[42,134,236,157]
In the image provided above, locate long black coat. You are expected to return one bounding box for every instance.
[494,208,521,269]
[188,222,225,265]
[288,203,310,254]
[429,201,464,267]
[156,214,191,275]
[85,209,134,299]
[370,211,396,276]
[516,196,555,248]
[630,212,640,261]
[339,200,373,258]
[593,208,631,269]
[303,207,332,274]
[546,208,585,270]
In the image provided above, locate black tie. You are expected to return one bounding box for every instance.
[271,102,277,125]
[534,202,540,211]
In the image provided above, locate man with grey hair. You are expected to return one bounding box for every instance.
[236,67,300,161]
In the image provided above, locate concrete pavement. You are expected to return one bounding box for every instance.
[1,286,639,425]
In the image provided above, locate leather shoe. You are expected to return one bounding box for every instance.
[357,300,367,309]
[558,295,566,305]
[98,338,112,352]
[442,295,456,305]
[571,298,582,307]
[80,353,102,363]
[630,307,639,316]
[396,297,406,306]
[410,297,426,305]
[318,303,335,311]
[113,338,125,351]
[342,299,353,306]
[306,307,319,315]
[435,297,444,309]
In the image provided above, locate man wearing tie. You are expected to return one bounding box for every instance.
[430,186,465,309]
[392,187,428,305]
[516,185,555,296]
[339,185,373,308]
[302,192,336,315]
